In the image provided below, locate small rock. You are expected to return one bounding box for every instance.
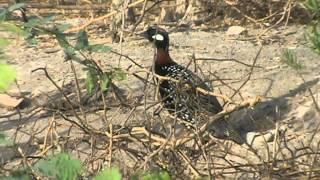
[0,94,24,109]
[226,26,247,36]
[246,131,275,145]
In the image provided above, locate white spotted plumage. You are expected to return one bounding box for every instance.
[144,26,244,143]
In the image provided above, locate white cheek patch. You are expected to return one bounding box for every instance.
[152,34,164,41]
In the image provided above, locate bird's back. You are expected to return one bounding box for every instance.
[154,62,244,144]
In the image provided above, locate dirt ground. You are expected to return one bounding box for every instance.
[1,22,320,178]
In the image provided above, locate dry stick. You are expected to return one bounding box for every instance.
[70,60,87,121]
[65,0,145,33]
[130,0,148,34]
[128,127,168,146]
[31,68,82,121]
[42,116,55,151]
[308,140,320,179]
[131,0,167,32]
[194,131,212,178]
[52,111,88,133]
[177,150,201,177]
[230,6,263,27]
[111,50,144,69]
[108,124,113,168]
[194,56,263,69]
[31,68,98,134]
[142,73,152,154]
[112,50,233,102]
[213,149,254,175]
[117,0,128,66]
[272,106,280,161]
[52,123,61,151]
[230,45,263,99]
[299,74,320,113]
[17,147,41,179]
[173,97,261,147]
[285,0,293,27]
[257,11,281,22]
[257,0,294,39]
[163,2,193,32]
[99,81,109,124]
[209,71,244,100]
[138,128,173,170]
[19,3,111,10]
[139,67,233,103]
[36,145,54,157]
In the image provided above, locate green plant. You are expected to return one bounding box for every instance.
[281,49,303,71]
[1,152,170,179]
[0,169,31,180]
[0,3,26,21]
[0,4,130,179]
[1,3,126,96]
[0,63,16,92]
[131,171,171,180]
[0,132,13,146]
[0,23,17,92]
[304,0,320,53]
[306,24,320,53]
[304,0,320,15]
[94,167,122,180]
[34,153,83,180]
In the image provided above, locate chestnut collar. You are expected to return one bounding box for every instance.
[154,48,172,65]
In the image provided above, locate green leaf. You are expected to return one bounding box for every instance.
[88,44,112,53]
[0,36,10,48]
[94,168,122,180]
[25,16,55,28]
[26,37,38,45]
[56,23,72,32]
[34,153,83,180]
[75,30,89,50]
[0,63,16,92]
[86,70,98,95]
[142,171,170,180]
[113,68,127,81]
[1,169,31,180]
[0,132,13,146]
[64,46,76,57]
[0,9,8,21]
[306,24,320,53]
[24,18,40,28]
[55,32,75,56]
[8,3,25,12]
[100,74,111,92]
[41,15,55,24]
[0,22,27,36]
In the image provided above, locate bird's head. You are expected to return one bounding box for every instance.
[141,26,169,50]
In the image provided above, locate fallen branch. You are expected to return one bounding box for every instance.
[65,0,145,33]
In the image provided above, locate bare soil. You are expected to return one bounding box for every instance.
[1,23,320,178]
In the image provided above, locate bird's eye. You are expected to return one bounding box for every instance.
[152,34,164,41]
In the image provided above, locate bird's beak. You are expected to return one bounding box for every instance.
[137,30,149,39]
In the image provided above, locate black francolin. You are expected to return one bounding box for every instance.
[141,26,244,144]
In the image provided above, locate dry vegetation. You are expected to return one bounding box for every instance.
[1,0,320,179]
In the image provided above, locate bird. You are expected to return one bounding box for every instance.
[141,26,244,144]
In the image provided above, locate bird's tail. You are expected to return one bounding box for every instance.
[208,118,245,144]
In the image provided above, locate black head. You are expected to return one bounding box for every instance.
[142,26,169,50]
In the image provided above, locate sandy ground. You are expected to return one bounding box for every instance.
[1,23,320,177]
